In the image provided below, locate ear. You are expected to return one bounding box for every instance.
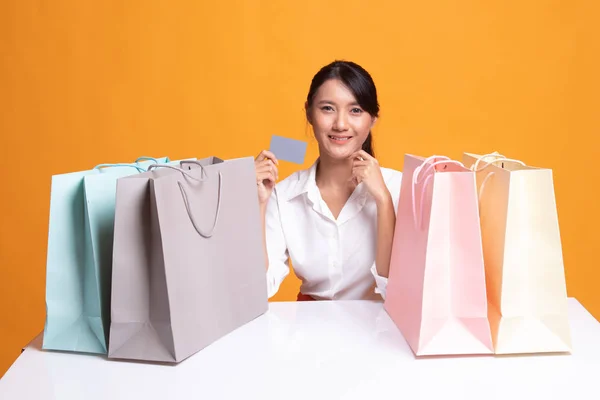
[370,116,378,129]
[305,101,312,124]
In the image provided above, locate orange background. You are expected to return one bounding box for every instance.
[1,1,598,377]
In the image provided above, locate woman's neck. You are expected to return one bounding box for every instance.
[315,155,354,190]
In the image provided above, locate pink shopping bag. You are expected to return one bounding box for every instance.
[384,154,493,356]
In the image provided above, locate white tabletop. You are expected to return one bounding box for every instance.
[1,298,599,400]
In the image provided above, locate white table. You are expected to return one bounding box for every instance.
[1,298,599,399]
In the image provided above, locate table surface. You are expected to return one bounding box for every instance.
[1,298,599,400]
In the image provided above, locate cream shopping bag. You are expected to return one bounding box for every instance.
[463,152,571,354]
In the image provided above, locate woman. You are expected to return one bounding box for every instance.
[255,60,402,301]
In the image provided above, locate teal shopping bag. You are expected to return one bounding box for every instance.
[42,157,172,354]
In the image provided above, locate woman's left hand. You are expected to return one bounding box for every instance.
[349,150,391,205]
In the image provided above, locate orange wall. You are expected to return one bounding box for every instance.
[1,1,598,377]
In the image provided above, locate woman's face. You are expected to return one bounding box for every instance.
[306,79,376,161]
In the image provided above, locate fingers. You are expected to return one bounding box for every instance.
[255,159,276,170]
[257,171,276,185]
[350,174,362,185]
[350,150,376,162]
[256,159,279,180]
[256,158,279,187]
[352,159,370,167]
[352,148,377,166]
[352,166,366,178]
[350,164,367,184]
[255,150,279,165]
[351,159,372,179]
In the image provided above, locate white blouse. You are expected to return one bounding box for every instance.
[265,160,403,301]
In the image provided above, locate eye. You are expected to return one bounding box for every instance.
[321,105,334,112]
[350,107,363,114]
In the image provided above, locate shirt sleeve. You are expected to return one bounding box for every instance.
[370,169,403,300]
[265,188,291,299]
[371,264,389,299]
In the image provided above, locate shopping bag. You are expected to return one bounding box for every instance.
[108,157,268,363]
[384,154,493,356]
[463,152,571,354]
[42,156,170,354]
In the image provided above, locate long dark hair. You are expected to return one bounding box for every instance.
[306,60,379,157]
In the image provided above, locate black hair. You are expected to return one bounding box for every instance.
[306,60,379,157]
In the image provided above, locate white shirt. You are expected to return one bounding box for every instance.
[265,159,403,301]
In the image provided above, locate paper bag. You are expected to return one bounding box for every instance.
[463,152,571,354]
[384,154,493,356]
[43,157,169,354]
[108,157,268,363]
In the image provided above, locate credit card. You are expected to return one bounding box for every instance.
[269,135,308,164]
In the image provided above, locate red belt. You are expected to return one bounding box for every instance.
[296,292,316,301]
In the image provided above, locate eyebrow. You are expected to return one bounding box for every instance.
[317,100,361,107]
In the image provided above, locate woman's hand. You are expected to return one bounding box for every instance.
[350,150,396,279]
[255,150,279,206]
[350,150,391,206]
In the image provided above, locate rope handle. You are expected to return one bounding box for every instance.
[148,163,222,238]
[411,155,467,229]
[93,163,146,173]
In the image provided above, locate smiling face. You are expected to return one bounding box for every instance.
[306,78,377,161]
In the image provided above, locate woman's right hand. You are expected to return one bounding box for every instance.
[255,150,279,206]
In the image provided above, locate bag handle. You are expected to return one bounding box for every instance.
[135,156,160,163]
[178,160,210,178]
[470,153,526,201]
[94,156,171,173]
[147,163,222,238]
[471,152,525,172]
[93,163,146,173]
[411,155,466,229]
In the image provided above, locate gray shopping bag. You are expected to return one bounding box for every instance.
[108,157,268,363]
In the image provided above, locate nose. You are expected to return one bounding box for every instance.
[333,113,349,132]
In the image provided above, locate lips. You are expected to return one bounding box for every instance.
[328,135,352,141]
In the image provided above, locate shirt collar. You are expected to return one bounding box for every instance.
[284,159,319,202]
